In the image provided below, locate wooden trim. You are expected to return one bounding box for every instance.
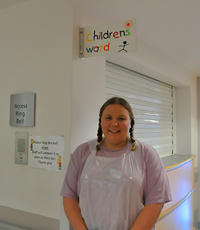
[165,156,194,171]
[0,205,59,230]
[158,190,193,220]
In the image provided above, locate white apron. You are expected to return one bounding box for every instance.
[79,140,145,230]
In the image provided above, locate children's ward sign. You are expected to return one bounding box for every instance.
[28,136,64,171]
[79,19,136,58]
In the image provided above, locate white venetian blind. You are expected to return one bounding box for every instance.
[105,61,175,157]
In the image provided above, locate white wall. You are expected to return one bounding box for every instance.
[175,76,197,158]
[71,8,106,151]
[176,87,191,154]
[196,77,200,223]
[190,77,198,157]
[0,0,73,224]
[71,57,106,151]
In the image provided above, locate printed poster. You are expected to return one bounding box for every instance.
[28,136,64,171]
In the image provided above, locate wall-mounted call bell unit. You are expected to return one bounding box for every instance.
[15,131,29,165]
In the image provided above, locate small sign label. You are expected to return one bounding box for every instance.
[10,92,35,127]
[79,19,136,57]
[28,136,64,171]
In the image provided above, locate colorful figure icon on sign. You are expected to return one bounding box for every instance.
[118,41,128,52]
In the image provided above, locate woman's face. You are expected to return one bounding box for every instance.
[101,104,131,150]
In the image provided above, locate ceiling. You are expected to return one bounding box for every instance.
[74,0,200,77]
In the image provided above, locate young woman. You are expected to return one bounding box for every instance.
[61,97,171,230]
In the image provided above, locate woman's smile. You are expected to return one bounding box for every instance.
[109,128,120,132]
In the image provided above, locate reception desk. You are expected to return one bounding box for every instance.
[156,154,195,230]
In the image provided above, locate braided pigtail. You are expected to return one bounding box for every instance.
[96,117,103,151]
[130,118,136,151]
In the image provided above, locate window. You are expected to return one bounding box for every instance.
[105,61,175,157]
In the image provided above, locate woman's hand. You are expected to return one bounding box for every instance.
[63,197,87,230]
[130,203,164,230]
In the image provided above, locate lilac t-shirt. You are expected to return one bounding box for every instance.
[61,140,172,205]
